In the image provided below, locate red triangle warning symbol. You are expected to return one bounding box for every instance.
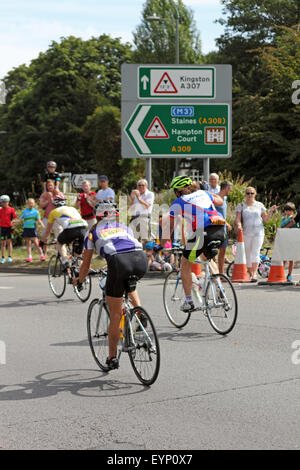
[144,117,169,139]
[154,72,177,94]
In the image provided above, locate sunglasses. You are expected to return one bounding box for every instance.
[246,192,255,195]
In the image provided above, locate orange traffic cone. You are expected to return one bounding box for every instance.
[258,259,292,285]
[231,229,250,283]
[191,262,202,276]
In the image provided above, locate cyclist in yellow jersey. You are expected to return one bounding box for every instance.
[42,195,88,266]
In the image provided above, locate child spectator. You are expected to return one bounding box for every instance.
[160,241,174,270]
[145,241,172,271]
[280,202,299,281]
[43,161,62,191]
[13,198,45,262]
[0,195,17,263]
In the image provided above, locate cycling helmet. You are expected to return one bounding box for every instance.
[0,195,10,202]
[170,175,193,190]
[95,200,119,219]
[47,161,57,168]
[53,195,67,207]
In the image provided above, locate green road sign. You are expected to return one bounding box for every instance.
[125,103,230,158]
[138,66,215,99]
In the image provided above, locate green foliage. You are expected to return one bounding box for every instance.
[132,0,202,64]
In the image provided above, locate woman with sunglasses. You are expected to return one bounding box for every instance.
[235,186,278,282]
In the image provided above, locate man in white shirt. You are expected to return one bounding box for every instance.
[129,179,154,240]
[96,175,115,202]
[208,173,220,194]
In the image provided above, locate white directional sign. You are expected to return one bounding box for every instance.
[138,66,215,99]
[72,174,98,189]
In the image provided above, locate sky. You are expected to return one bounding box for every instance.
[0,0,226,79]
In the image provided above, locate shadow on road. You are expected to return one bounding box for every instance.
[0,369,148,401]
[0,298,74,309]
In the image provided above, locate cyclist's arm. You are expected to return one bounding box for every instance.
[78,249,93,283]
[42,222,53,242]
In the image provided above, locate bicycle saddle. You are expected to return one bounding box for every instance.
[124,275,138,293]
[204,240,222,260]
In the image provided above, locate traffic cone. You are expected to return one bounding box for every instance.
[191,262,202,276]
[258,259,293,285]
[231,229,250,283]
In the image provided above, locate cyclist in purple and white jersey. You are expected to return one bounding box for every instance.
[75,201,147,370]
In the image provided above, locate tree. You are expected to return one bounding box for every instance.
[0,35,133,195]
[132,0,202,64]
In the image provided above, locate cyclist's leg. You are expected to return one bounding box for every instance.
[180,256,193,296]
[106,295,123,359]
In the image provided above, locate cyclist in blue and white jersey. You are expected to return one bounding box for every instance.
[161,176,225,312]
[75,201,147,370]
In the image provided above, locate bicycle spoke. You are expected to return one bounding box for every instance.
[163,270,191,328]
[87,299,110,371]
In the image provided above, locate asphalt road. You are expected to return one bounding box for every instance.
[1,271,300,450]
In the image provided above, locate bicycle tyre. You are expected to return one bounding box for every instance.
[74,273,92,302]
[257,261,271,278]
[87,298,110,372]
[226,261,234,279]
[48,254,66,298]
[128,307,160,386]
[205,273,238,335]
[163,270,191,328]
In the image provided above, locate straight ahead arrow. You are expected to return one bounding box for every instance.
[141,75,149,90]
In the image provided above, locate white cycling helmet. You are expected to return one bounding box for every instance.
[0,195,10,202]
[95,200,119,219]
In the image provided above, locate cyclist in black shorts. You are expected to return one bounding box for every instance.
[75,201,148,370]
[161,176,225,312]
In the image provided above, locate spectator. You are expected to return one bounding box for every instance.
[96,175,115,202]
[208,173,220,194]
[75,180,97,230]
[0,195,17,263]
[43,161,62,192]
[13,198,45,262]
[129,179,154,241]
[39,180,64,252]
[160,241,174,270]
[234,186,278,282]
[280,202,299,282]
[216,181,233,274]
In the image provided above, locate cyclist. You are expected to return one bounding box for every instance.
[75,201,148,371]
[41,195,88,266]
[161,175,225,312]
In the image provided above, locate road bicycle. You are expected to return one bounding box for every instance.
[226,245,272,279]
[87,269,160,386]
[163,242,238,335]
[47,240,92,302]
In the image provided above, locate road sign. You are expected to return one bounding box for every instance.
[124,103,230,158]
[72,174,98,189]
[138,66,215,99]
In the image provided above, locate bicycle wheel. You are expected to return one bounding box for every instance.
[163,270,191,328]
[205,274,238,335]
[87,298,110,372]
[74,274,92,302]
[48,254,66,298]
[258,261,271,278]
[226,261,234,279]
[128,307,160,386]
